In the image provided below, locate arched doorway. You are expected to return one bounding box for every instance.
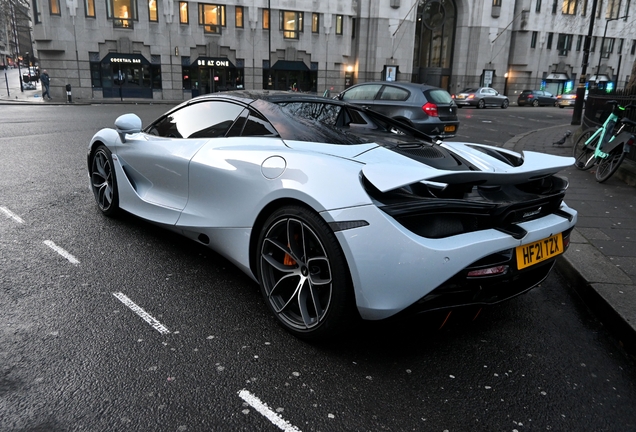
[412,0,456,92]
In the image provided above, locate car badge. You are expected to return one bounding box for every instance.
[523,207,542,218]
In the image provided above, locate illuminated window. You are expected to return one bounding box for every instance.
[148,0,158,22]
[335,15,343,35]
[236,6,243,28]
[179,1,188,23]
[562,0,577,14]
[312,12,319,33]
[198,4,225,34]
[50,0,60,15]
[107,0,138,27]
[280,10,303,39]
[492,0,501,5]
[263,8,270,30]
[85,0,95,17]
[33,0,41,23]
[581,0,587,14]
[606,0,621,18]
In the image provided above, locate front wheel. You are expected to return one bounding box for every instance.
[501,99,509,109]
[595,148,626,182]
[90,145,119,216]
[572,129,597,171]
[256,205,355,340]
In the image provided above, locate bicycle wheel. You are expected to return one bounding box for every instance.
[572,129,597,171]
[595,147,626,183]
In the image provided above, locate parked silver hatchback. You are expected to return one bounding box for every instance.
[334,82,460,138]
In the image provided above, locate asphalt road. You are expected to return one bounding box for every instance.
[1,104,636,431]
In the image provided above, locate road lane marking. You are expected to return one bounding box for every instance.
[238,389,301,432]
[112,292,170,334]
[43,240,80,265]
[1,206,24,224]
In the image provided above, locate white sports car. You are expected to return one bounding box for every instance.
[88,91,577,340]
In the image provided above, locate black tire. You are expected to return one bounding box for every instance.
[256,205,354,340]
[559,105,564,109]
[595,148,626,183]
[456,105,463,108]
[532,99,539,107]
[572,129,597,171]
[477,99,485,109]
[90,145,120,216]
[501,99,509,109]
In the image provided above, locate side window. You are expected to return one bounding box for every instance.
[378,86,409,101]
[242,111,279,136]
[279,102,342,126]
[151,101,244,138]
[341,84,382,101]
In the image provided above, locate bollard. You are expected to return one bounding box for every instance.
[66,84,72,103]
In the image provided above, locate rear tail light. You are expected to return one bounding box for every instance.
[422,102,439,117]
[527,94,534,98]
[467,94,475,99]
[467,265,508,277]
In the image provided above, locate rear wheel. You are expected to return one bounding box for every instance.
[572,129,597,171]
[595,148,626,182]
[256,205,354,340]
[532,99,539,107]
[477,99,485,109]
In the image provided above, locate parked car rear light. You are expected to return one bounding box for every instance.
[527,94,534,98]
[467,265,508,277]
[422,102,439,117]
[467,94,475,99]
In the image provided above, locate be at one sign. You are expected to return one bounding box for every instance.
[198,59,230,67]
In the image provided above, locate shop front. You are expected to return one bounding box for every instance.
[184,57,243,97]
[99,53,159,99]
[544,73,570,95]
[263,60,316,92]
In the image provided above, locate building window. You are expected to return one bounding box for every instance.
[601,38,615,58]
[335,15,343,35]
[263,8,270,30]
[312,13,319,33]
[576,34,583,50]
[107,0,138,28]
[198,4,225,34]
[632,40,636,55]
[557,33,573,55]
[90,52,102,88]
[280,10,303,39]
[591,36,597,51]
[235,6,243,28]
[492,0,501,5]
[552,0,558,13]
[606,0,621,18]
[581,0,587,14]
[351,17,356,39]
[547,32,554,48]
[33,0,41,22]
[179,2,188,23]
[85,0,95,17]
[50,0,61,15]
[596,0,603,18]
[536,0,542,12]
[531,31,538,48]
[562,0,577,14]
[618,38,624,53]
[148,0,158,22]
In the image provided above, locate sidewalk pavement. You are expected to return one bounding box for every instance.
[505,125,636,356]
[2,89,635,355]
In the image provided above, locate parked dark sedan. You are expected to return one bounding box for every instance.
[334,81,459,138]
[517,90,558,107]
[453,87,509,109]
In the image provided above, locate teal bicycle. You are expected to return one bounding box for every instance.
[572,100,636,182]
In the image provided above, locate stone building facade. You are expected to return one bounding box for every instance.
[28,0,636,101]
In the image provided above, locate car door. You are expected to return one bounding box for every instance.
[482,88,496,105]
[115,100,245,223]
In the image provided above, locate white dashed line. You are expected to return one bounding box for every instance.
[43,240,80,265]
[0,206,24,224]
[238,389,301,432]
[112,292,170,334]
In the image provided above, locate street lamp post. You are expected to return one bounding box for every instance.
[594,16,625,89]
[571,0,598,125]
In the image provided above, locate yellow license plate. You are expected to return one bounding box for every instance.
[516,233,563,270]
[444,125,456,132]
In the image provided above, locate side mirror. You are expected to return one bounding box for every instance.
[115,114,142,143]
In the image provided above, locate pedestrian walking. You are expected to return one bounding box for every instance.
[40,70,51,100]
